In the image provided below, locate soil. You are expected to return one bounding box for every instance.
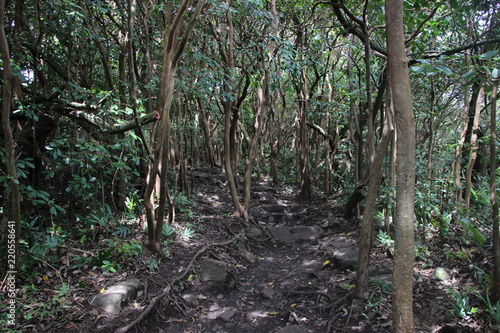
[29,168,493,332]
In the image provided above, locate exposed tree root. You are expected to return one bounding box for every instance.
[115,233,244,333]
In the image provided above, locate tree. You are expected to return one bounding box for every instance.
[0,0,21,274]
[490,75,499,300]
[355,76,393,297]
[385,0,416,331]
[143,0,207,252]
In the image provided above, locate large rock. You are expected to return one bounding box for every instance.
[200,259,228,284]
[87,278,144,314]
[319,235,358,270]
[330,247,358,270]
[267,226,324,242]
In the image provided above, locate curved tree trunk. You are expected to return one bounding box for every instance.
[386,0,416,331]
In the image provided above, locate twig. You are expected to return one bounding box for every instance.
[115,233,243,333]
[32,256,64,285]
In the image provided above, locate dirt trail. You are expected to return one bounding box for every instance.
[87,168,453,333]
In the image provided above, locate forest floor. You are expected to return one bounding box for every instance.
[17,168,496,333]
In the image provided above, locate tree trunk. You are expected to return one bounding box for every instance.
[293,16,312,199]
[490,79,499,300]
[1,0,22,275]
[464,85,484,210]
[242,81,267,212]
[143,0,206,252]
[347,39,363,185]
[221,1,245,218]
[385,0,416,331]
[355,83,394,298]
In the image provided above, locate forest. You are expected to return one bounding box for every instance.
[0,0,499,332]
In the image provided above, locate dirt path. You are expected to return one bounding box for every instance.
[83,168,457,333]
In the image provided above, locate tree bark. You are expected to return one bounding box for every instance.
[1,0,21,275]
[385,0,416,331]
[490,80,499,300]
[293,15,312,199]
[143,0,206,252]
[464,85,484,210]
[355,83,394,298]
[221,0,246,218]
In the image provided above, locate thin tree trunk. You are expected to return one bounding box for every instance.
[143,0,206,252]
[426,78,435,182]
[347,39,363,185]
[222,0,245,218]
[293,16,312,199]
[453,55,473,203]
[355,82,394,298]
[464,85,484,210]
[386,0,416,331]
[490,80,499,300]
[242,81,267,212]
[1,0,21,275]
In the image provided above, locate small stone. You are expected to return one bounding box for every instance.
[209,303,221,312]
[248,207,262,218]
[245,252,256,263]
[219,309,236,322]
[432,267,451,281]
[261,287,275,300]
[182,294,198,306]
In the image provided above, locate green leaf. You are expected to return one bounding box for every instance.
[492,68,500,80]
[479,50,499,60]
[462,70,475,81]
[449,0,458,9]
[435,65,453,75]
[410,66,426,74]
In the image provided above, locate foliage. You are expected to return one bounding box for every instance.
[448,289,479,320]
[478,293,500,327]
[1,0,500,330]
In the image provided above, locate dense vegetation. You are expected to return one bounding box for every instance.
[0,0,499,331]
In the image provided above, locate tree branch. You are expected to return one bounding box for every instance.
[69,109,160,134]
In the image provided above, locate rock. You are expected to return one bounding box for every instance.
[87,278,144,314]
[322,214,345,228]
[261,204,287,214]
[248,206,262,218]
[331,247,358,270]
[267,226,323,242]
[200,259,228,284]
[244,252,256,263]
[318,235,358,270]
[275,325,309,333]
[182,293,198,306]
[219,309,236,322]
[261,287,275,300]
[248,228,263,238]
[432,267,451,282]
[253,185,277,193]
